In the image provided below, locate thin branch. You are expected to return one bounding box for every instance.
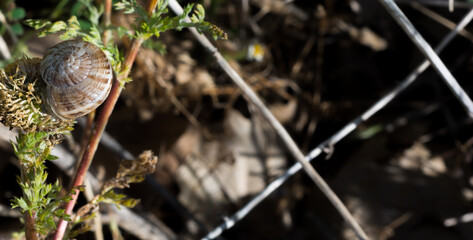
[0,11,12,60]
[84,177,104,240]
[106,205,177,240]
[0,36,11,60]
[209,22,372,240]
[169,1,368,239]
[290,33,316,78]
[379,212,413,240]
[199,7,473,240]
[410,2,473,43]
[378,0,473,119]
[53,0,157,238]
[395,0,473,8]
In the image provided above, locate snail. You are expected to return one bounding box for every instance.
[40,39,113,120]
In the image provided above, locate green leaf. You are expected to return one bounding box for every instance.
[78,19,92,31]
[79,0,103,25]
[143,39,166,55]
[114,0,136,14]
[179,4,193,24]
[191,4,205,23]
[102,190,126,201]
[135,4,148,20]
[69,223,92,238]
[45,218,56,231]
[156,0,168,15]
[12,197,28,211]
[48,21,67,32]
[115,26,129,38]
[71,1,85,16]
[55,209,71,221]
[11,23,24,35]
[46,154,59,161]
[11,8,26,20]
[119,197,139,208]
[50,0,70,19]
[60,16,81,40]
[100,190,139,207]
[38,20,67,37]
[11,141,19,157]
[25,133,35,147]
[356,125,383,139]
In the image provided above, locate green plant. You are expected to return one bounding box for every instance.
[0,56,75,239]
[0,0,225,239]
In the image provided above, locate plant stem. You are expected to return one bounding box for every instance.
[25,210,38,240]
[102,0,112,43]
[146,0,159,15]
[52,1,155,238]
[82,2,112,240]
[103,0,112,26]
[18,133,39,240]
[78,111,95,160]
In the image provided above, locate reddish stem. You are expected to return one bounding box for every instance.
[102,0,112,42]
[53,81,120,240]
[52,4,152,239]
[78,111,95,158]
[103,0,112,26]
[146,0,158,15]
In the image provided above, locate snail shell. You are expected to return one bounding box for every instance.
[40,39,113,120]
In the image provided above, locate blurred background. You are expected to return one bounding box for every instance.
[3,0,473,239]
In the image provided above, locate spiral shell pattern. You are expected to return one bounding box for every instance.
[40,40,113,120]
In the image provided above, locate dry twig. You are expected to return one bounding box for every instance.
[411,3,473,43]
[195,7,473,240]
[379,0,473,118]
[169,0,369,239]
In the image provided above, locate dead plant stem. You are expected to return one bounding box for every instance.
[215,45,369,240]
[168,1,368,239]
[200,7,473,239]
[378,0,473,118]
